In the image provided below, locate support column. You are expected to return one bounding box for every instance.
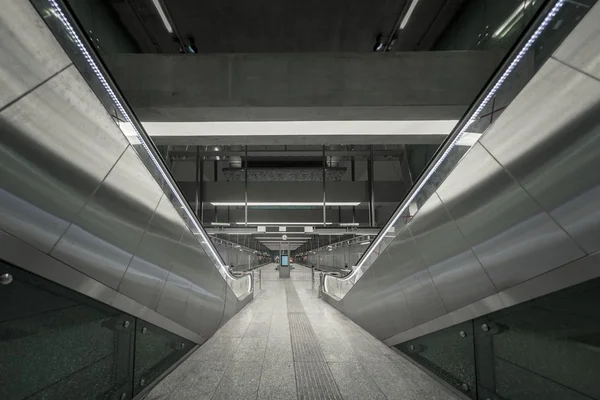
[194,146,200,218]
[244,146,248,226]
[214,160,218,223]
[368,146,376,227]
[322,146,327,227]
[351,157,356,224]
[399,144,413,187]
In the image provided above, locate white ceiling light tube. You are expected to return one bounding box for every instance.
[255,237,308,240]
[493,0,534,39]
[211,222,231,226]
[211,202,360,207]
[237,222,333,226]
[400,0,420,29]
[151,0,173,33]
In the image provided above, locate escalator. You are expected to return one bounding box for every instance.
[322,1,600,398]
[0,0,252,398]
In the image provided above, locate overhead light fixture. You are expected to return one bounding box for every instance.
[360,241,371,245]
[400,0,420,30]
[151,0,173,33]
[493,0,534,39]
[339,222,359,227]
[260,241,307,244]
[210,202,360,207]
[211,222,231,226]
[237,222,333,226]
[255,237,307,240]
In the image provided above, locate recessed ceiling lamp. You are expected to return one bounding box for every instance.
[211,222,231,226]
[400,0,420,30]
[151,0,173,33]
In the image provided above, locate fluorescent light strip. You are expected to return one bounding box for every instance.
[46,1,227,272]
[143,120,458,138]
[151,0,173,33]
[339,222,359,227]
[211,202,360,207]
[237,222,333,226]
[400,0,420,29]
[493,0,532,39]
[260,241,307,244]
[255,237,308,240]
[211,222,231,226]
[357,0,566,270]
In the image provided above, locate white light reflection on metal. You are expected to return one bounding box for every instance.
[400,0,420,29]
[356,0,566,272]
[151,0,173,33]
[47,0,227,272]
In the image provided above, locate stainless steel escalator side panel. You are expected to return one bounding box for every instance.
[117,194,186,310]
[480,58,600,255]
[0,65,129,253]
[0,0,71,109]
[553,2,600,81]
[407,192,497,312]
[436,142,585,291]
[180,230,227,338]
[50,145,163,289]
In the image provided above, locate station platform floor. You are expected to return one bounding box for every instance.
[146,264,460,400]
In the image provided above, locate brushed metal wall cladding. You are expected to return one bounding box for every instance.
[479,58,600,255]
[435,143,585,291]
[0,0,70,109]
[180,230,226,337]
[50,145,163,289]
[0,65,128,253]
[117,194,185,310]
[407,192,496,312]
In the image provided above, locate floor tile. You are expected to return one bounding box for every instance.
[233,337,268,363]
[245,321,271,338]
[212,361,262,400]
[317,337,359,362]
[329,362,386,400]
[264,336,293,362]
[257,361,297,400]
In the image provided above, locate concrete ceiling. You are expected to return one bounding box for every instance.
[110,0,467,53]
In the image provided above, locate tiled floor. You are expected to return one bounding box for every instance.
[146,264,461,400]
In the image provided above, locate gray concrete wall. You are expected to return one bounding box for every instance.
[105,51,502,122]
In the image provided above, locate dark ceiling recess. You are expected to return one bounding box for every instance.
[107,0,467,53]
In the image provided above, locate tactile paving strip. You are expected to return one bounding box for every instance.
[286,287,342,399]
[295,361,343,400]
